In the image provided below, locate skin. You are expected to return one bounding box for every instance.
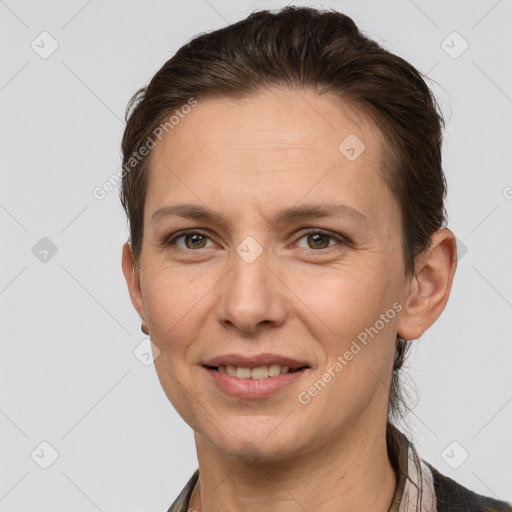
[122,87,457,512]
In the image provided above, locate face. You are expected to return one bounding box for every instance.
[124,87,412,461]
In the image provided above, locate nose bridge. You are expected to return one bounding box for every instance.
[216,238,286,332]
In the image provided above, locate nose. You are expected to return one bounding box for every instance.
[216,247,288,334]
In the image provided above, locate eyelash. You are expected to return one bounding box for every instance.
[165,228,348,252]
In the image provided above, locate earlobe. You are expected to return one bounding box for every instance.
[397,228,457,341]
[121,242,148,326]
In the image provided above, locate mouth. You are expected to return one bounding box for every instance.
[202,353,311,398]
[204,364,310,379]
[202,355,311,399]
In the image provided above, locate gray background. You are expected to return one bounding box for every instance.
[1,0,511,510]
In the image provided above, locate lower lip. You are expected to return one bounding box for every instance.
[205,367,308,399]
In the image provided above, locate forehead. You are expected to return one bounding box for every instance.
[152,88,383,167]
[145,87,397,227]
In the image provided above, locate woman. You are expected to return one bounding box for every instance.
[120,6,511,512]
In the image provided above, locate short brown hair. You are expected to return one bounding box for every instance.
[120,6,447,423]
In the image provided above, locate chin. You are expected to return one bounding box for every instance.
[200,420,309,464]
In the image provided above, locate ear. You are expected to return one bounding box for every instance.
[397,228,457,340]
[121,242,148,327]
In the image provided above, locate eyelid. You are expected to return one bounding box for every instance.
[165,228,349,250]
[294,228,349,249]
[165,229,216,248]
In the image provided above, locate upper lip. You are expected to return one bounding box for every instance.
[203,353,310,370]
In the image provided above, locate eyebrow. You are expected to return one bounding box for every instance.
[151,202,368,226]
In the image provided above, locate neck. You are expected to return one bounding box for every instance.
[189,421,397,512]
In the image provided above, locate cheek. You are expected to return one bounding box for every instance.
[141,261,213,336]
[296,263,401,404]
[142,267,212,425]
[294,272,399,422]
[296,262,399,343]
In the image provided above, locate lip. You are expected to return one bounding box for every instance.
[205,366,309,399]
[202,353,311,399]
[202,352,309,370]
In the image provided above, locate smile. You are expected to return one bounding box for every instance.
[208,364,307,379]
[204,365,309,399]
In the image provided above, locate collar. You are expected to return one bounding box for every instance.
[387,424,437,511]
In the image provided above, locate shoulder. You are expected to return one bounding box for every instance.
[427,463,512,512]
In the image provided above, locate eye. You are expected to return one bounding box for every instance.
[166,230,215,250]
[295,229,346,250]
[165,228,347,251]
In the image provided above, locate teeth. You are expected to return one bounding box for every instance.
[251,366,269,379]
[217,364,298,379]
[236,367,251,379]
[268,364,281,377]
